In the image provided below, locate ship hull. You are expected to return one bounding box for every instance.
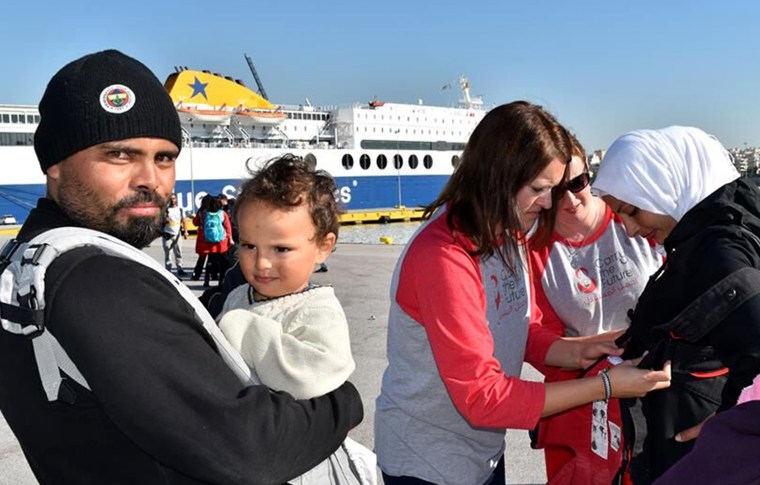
[0,145,455,223]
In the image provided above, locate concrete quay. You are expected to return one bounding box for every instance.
[0,236,546,485]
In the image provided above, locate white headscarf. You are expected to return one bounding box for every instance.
[593,126,739,221]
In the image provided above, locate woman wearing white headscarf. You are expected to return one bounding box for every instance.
[593,126,760,484]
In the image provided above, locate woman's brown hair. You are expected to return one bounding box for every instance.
[423,101,572,272]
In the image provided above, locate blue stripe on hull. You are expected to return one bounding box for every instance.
[0,184,46,225]
[0,174,449,224]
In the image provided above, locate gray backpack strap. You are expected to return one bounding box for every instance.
[33,331,90,400]
[0,238,84,401]
[0,227,254,403]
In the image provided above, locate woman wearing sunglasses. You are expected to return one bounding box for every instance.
[374,102,671,485]
[528,137,664,485]
[593,126,760,485]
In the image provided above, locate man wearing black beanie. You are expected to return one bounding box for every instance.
[0,50,363,484]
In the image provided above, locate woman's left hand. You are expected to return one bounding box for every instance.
[544,330,625,370]
[574,340,624,369]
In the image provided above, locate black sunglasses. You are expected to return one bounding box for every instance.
[555,172,591,195]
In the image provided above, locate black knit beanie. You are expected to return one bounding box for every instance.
[34,49,182,173]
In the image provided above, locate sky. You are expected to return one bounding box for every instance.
[2,0,759,152]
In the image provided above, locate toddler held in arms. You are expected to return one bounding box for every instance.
[218,155,376,485]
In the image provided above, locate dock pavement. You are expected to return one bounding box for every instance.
[0,235,547,485]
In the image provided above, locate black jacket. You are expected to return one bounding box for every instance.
[622,178,760,482]
[0,198,363,485]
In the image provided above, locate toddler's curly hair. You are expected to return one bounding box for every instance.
[235,154,341,241]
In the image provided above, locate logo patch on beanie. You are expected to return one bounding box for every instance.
[99,84,136,113]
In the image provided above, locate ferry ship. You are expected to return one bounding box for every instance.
[0,63,487,224]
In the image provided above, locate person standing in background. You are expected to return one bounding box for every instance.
[194,195,233,286]
[162,192,188,277]
[191,194,211,281]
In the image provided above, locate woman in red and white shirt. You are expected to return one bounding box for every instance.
[528,141,663,485]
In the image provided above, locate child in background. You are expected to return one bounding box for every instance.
[218,155,376,485]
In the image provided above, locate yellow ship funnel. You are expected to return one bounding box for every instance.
[164,69,277,110]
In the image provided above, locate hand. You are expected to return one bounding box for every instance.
[573,337,624,369]
[675,413,714,442]
[546,335,624,370]
[606,357,671,398]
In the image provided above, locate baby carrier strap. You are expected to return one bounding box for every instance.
[653,222,760,343]
[651,266,760,343]
[0,227,255,404]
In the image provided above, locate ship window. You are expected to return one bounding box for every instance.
[409,154,419,169]
[0,132,34,146]
[356,127,360,132]
[393,154,403,170]
[27,115,35,123]
[452,155,461,168]
[342,154,354,170]
[377,154,388,170]
[1,114,8,123]
[424,154,433,169]
[11,114,18,123]
[360,154,370,170]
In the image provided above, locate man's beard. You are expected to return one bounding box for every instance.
[57,179,167,248]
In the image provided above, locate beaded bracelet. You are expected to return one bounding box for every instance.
[600,368,612,403]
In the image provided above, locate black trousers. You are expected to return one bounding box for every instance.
[382,455,505,485]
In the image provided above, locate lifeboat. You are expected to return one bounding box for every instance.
[234,109,286,126]
[166,69,281,126]
[177,107,232,125]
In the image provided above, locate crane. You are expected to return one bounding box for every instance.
[244,53,269,101]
